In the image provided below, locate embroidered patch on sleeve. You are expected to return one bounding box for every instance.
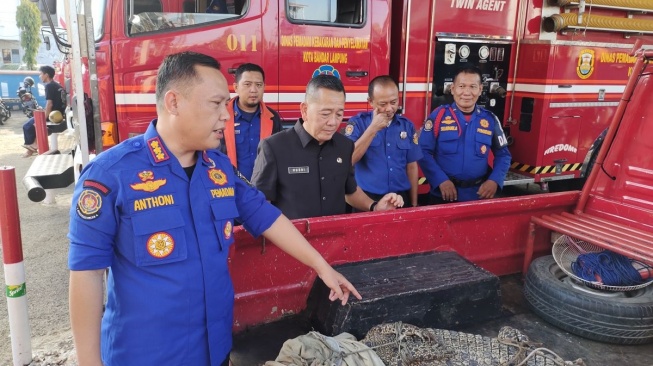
[76,189,102,220]
[423,120,433,131]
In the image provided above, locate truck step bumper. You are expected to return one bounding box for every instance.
[23,154,74,202]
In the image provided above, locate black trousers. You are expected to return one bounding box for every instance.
[428,194,450,205]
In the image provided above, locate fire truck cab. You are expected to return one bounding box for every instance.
[47,0,653,189]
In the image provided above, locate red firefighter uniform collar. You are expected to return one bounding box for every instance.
[143,119,172,165]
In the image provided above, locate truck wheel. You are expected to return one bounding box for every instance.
[523,255,653,345]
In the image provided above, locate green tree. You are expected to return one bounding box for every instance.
[16,0,41,70]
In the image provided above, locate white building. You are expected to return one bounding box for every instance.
[0,0,63,69]
[0,0,22,67]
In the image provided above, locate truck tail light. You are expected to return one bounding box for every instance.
[101,121,118,148]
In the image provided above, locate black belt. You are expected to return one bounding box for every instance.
[450,177,486,188]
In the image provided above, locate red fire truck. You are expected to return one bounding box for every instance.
[25,1,653,361]
[45,0,653,187]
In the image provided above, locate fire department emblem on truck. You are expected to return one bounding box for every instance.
[577,49,595,79]
[313,65,341,79]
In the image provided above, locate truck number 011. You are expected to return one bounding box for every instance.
[227,34,258,52]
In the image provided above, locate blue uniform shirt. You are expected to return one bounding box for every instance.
[345,112,422,194]
[68,120,281,366]
[418,104,511,202]
[233,101,261,180]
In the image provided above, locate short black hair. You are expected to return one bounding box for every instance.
[305,75,346,102]
[368,75,398,99]
[39,65,55,79]
[235,63,265,83]
[155,52,221,108]
[454,64,483,84]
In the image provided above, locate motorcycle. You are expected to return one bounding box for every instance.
[0,96,10,125]
[17,77,39,118]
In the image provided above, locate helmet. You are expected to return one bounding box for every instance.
[49,110,64,124]
[23,77,35,87]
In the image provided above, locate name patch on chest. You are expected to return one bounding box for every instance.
[134,194,175,211]
[211,187,235,198]
[440,126,458,132]
[288,166,309,174]
[477,128,492,136]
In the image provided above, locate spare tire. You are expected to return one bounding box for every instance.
[524,255,653,345]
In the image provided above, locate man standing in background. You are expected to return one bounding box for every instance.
[344,76,422,208]
[221,63,283,179]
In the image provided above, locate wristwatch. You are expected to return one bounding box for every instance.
[369,201,378,212]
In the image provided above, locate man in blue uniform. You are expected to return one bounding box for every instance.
[220,63,283,180]
[344,76,422,207]
[418,65,511,203]
[68,52,361,366]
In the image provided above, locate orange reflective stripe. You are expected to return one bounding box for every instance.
[259,100,274,139]
[225,99,274,168]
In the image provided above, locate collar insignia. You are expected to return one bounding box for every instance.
[147,137,169,163]
[202,152,216,168]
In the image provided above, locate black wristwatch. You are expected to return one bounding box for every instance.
[369,201,378,212]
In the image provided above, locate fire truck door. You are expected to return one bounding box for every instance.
[278,0,372,120]
[115,0,265,136]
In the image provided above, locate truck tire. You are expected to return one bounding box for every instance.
[523,255,653,345]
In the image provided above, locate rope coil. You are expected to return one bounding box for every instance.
[571,250,652,286]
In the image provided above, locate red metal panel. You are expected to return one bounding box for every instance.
[509,43,639,180]
[434,0,519,38]
[531,213,653,267]
[229,192,579,331]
